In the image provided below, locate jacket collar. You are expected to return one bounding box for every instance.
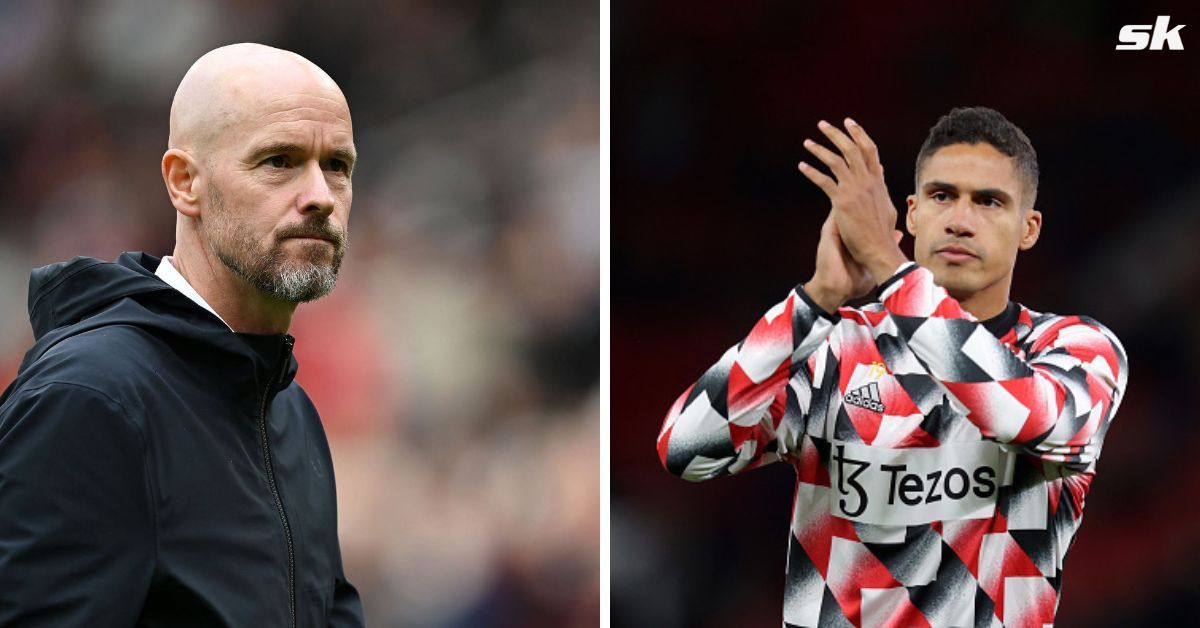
[24,252,299,405]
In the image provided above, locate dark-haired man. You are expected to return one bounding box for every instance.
[657,107,1127,626]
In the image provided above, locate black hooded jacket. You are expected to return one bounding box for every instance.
[0,252,364,626]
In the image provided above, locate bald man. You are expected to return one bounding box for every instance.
[0,44,364,626]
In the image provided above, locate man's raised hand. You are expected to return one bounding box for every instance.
[798,118,908,283]
[805,212,876,314]
[806,212,905,314]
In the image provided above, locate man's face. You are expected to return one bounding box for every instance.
[906,142,1040,301]
[200,74,355,303]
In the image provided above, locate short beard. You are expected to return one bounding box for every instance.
[204,183,347,303]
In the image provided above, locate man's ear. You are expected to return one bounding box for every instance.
[1019,208,1042,250]
[905,194,917,236]
[162,149,203,218]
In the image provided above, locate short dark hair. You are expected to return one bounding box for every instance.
[914,107,1039,208]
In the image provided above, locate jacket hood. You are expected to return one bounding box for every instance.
[20,252,298,392]
[28,252,174,340]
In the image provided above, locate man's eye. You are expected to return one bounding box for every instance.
[265,155,289,168]
[931,191,949,202]
[328,159,348,173]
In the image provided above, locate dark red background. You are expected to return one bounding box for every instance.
[612,2,1200,625]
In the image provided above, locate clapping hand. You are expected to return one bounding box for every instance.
[799,118,907,311]
[799,118,908,296]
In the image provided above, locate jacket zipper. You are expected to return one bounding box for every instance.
[259,336,296,627]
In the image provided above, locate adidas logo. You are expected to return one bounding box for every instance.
[844,382,885,413]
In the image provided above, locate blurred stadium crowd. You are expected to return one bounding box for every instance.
[0,0,598,626]
[613,1,1200,626]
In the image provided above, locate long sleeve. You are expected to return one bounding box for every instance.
[879,263,1129,470]
[329,572,365,627]
[0,381,155,625]
[657,286,838,481]
[328,460,365,626]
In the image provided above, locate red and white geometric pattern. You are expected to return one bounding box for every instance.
[657,263,1128,627]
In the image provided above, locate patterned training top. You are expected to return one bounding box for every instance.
[657,262,1128,628]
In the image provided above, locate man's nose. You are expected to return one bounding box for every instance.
[944,197,975,237]
[297,161,336,215]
